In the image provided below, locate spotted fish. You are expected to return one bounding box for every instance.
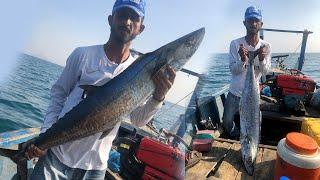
[239,50,261,175]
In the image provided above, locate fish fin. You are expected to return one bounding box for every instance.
[0,148,19,158]
[0,148,26,165]
[99,129,113,139]
[79,85,99,91]
[79,85,99,98]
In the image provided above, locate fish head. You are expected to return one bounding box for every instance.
[151,28,205,73]
[243,154,254,176]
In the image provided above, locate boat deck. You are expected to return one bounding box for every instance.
[186,138,277,180]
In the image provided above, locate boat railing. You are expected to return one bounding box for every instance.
[0,128,40,179]
[0,128,40,149]
[211,85,229,98]
[181,68,202,78]
[260,28,313,71]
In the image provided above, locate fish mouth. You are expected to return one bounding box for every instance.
[176,27,205,57]
[154,27,205,71]
[243,155,254,176]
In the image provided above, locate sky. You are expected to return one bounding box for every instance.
[1,0,320,82]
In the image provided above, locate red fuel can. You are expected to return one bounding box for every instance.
[142,166,175,180]
[277,74,316,96]
[136,137,184,180]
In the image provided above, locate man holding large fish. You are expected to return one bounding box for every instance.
[26,0,177,179]
[222,6,271,175]
[0,0,205,178]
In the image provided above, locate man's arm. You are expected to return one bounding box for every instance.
[229,41,247,75]
[26,48,83,159]
[130,65,176,127]
[41,48,82,133]
[130,97,163,127]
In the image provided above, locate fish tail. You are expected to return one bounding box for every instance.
[0,148,26,165]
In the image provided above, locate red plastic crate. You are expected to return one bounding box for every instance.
[192,130,214,152]
[192,139,213,152]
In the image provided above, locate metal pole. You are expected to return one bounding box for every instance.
[298,30,309,71]
[261,28,311,34]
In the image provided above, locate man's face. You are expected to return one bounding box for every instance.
[243,18,263,35]
[109,7,145,43]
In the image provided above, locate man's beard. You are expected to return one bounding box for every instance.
[247,27,260,35]
[110,26,136,43]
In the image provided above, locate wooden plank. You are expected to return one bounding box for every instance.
[262,107,320,121]
[262,111,304,123]
[235,148,264,180]
[234,147,277,180]
[215,137,277,150]
[187,138,277,179]
[252,148,265,180]
[254,148,277,180]
[186,141,232,180]
[215,137,239,144]
[215,137,277,179]
[305,106,320,118]
[254,148,265,176]
[205,143,233,178]
[218,143,243,180]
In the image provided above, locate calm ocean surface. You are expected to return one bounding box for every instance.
[0,53,319,133]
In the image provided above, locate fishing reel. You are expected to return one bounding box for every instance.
[199,117,219,130]
[271,54,289,71]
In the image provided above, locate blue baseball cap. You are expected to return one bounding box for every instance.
[112,0,146,17]
[245,6,262,21]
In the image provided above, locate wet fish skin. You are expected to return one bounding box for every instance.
[0,28,205,164]
[239,51,261,175]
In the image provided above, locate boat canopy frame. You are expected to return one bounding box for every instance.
[260,28,313,71]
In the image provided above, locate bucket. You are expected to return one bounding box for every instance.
[274,132,320,180]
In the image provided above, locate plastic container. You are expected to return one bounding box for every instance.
[192,139,213,152]
[274,132,320,180]
[192,130,214,152]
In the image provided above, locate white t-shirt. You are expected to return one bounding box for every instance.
[41,45,162,170]
[228,37,271,97]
